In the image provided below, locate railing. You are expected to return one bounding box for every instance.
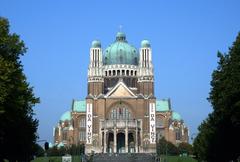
[101,120,141,129]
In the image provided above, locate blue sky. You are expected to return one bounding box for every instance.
[1,0,240,144]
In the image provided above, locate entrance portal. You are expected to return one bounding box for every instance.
[128,132,135,153]
[107,132,114,153]
[117,133,125,153]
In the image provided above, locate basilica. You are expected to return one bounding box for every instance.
[54,32,189,153]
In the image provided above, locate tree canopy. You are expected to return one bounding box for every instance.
[193,32,240,161]
[156,137,179,156]
[0,17,39,162]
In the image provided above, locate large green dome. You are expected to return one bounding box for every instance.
[104,32,138,65]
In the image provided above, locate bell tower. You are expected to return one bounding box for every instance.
[138,40,154,96]
[87,40,104,96]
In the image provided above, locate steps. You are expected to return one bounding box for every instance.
[92,153,155,162]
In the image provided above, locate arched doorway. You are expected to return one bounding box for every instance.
[107,132,114,153]
[128,132,135,153]
[117,132,125,153]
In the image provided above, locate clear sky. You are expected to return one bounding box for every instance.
[1,0,240,144]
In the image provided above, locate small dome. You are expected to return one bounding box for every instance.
[91,40,101,48]
[141,40,151,48]
[60,111,71,121]
[172,111,182,121]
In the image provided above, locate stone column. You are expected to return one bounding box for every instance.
[135,120,138,153]
[104,129,107,153]
[114,127,117,153]
[140,120,143,153]
[125,127,128,153]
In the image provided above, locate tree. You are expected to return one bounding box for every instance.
[178,142,193,155]
[33,144,45,157]
[156,137,179,156]
[0,17,39,161]
[193,32,240,161]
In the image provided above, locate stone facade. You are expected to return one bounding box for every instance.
[54,32,189,153]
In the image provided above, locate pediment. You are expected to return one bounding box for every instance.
[105,81,136,98]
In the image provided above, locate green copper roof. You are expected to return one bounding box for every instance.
[141,40,151,48]
[72,100,86,112]
[104,32,138,65]
[156,99,171,112]
[60,111,71,121]
[92,40,101,48]
[172,111,182,121]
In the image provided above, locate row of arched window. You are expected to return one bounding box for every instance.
[109,107,132,120]
[105,69,137,77]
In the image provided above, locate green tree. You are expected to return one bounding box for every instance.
[193,32,240,161]
[157,137,179,156]
[0,17,39,161]
[34,144,45,157]
[178,142,193,155]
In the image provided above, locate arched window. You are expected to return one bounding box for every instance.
[109,107,132,120]
[122,70,125,76]
[63,130,68,141]
[156,118,164,128]
[176,129,181,140]
[79,131,86,141]
[126,70,129,76]
[80,118,86,128]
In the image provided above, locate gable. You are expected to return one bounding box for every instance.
[106,81,136,98]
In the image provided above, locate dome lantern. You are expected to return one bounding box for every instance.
[116,32,126,42]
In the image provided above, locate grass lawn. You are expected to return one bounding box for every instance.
[32,155,196,162]
[159,155,197,162]
[32,156,81,162]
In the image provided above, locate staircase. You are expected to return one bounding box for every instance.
[92,153,155,162]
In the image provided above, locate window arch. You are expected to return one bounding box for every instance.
[109,107,132,120]
[79,118,86,128]
[131,70,133,76]
[156,118,164,128]
[117,70,120,76]
[175,129,181,140]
